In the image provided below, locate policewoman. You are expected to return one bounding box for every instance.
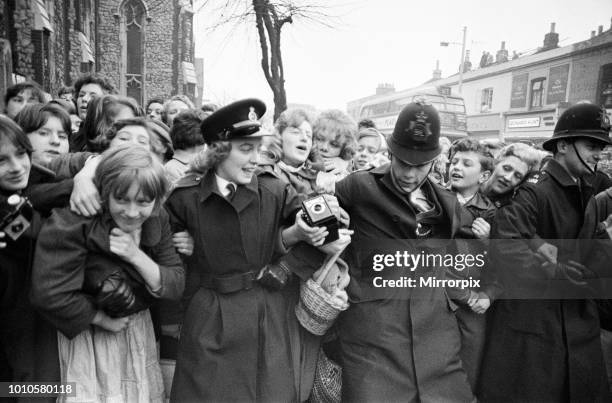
[166,99,315,402]
[332,102,475,402]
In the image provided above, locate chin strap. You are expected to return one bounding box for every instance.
[571,142,597,175]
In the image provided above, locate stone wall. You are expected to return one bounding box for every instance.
[143,0,176,101]
[2,0,194,104]
[12,0,35,79]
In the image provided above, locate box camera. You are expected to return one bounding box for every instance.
[301,195,339,244]
[0,194,33,241]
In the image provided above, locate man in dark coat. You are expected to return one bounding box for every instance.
[479,103,612,402]
[333,102,475,402]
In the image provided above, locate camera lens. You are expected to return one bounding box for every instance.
[313,203,323,213]
[11,222,23,233]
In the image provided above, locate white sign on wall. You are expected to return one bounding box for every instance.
[508,117,541,128]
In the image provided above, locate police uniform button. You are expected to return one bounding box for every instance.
[495,201,501,208]
[195,176,201,181]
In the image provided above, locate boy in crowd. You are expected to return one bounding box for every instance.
[446,138,496,391]
[3,82,45,119]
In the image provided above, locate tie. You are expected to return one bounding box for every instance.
[409,190,433,213]
[226,183,236,201]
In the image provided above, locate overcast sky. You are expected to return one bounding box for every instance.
[193,0,612,112]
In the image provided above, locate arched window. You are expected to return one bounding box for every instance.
[121,0,145,104]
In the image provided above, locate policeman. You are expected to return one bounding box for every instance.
[332,102,475,402]
[479,103,612,402]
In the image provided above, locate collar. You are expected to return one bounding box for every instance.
[278,160,305,173]
[463,191,492,211]
[215,174,238,197]
[544,159,582,188]
[198,169,259,203]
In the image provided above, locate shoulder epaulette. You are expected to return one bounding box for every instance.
[173,172,203,190]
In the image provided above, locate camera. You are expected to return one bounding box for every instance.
[0,194,33,241]
[301,195,339,244]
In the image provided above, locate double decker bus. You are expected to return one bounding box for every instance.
[358,86,468,139]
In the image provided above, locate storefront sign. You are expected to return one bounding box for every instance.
[508,117,541,128]
[547,64,569,104]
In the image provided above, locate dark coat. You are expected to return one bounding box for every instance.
[579,187,612,330]
[479,159,609,402]
[0,165,71,391]
[333,164,475,402]
[30,207,184,339]
[166,169,311,402]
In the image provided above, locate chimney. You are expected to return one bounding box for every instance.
[432,60,442,80]
[542,22,559,51]
[375,83,395,96]
[592,30,597,38]
[598,25,604,35]
[496,41,509,63]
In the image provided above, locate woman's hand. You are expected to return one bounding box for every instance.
[293,211,329,246]
[471,217,491,239]
[91,311,130,332]
[173,231,194,256]
[109,228,140,264]
[469,292,491,314]
[317,228,353,255]
[70,156,102,217]
[323,158,350,175]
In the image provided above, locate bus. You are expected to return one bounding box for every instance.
[357,87,468,139]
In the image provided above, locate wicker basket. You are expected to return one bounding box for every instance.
[295,252,349,336]
[309,348,342,403]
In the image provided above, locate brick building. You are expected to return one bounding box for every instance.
[0,0,196,107]
[347,20,612,143]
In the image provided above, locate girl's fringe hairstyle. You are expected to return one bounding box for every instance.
[94,144,169,213]
[496,142,543,174]
[313,109,357,160]
[189,141,232,173]
[0,115,32,157]
[81,94,142,152]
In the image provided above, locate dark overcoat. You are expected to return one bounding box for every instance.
[0,164,73,394]
[166,169,312,402]
[30,207,185,338]
[333,164,475,403]
[479,159,609,402]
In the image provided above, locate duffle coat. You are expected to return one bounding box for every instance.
[479,159,609,402]
[166,169,311,402]
[333,164,475,403]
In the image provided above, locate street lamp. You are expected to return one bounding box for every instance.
[440,26,467,94]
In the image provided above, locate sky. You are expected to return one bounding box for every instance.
[193,0,612,112]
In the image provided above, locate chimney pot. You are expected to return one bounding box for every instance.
[592,30,596,38]
[550,22,556,33]
[598,25,603,35]
[501,41,506,50]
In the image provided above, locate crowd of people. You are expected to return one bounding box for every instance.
[1,74,612,402]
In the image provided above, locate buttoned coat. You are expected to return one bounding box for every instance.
[333,164,475,403]
[166,169,311,402]
[479,159,609,402]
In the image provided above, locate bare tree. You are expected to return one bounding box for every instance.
[196,0,339,120]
